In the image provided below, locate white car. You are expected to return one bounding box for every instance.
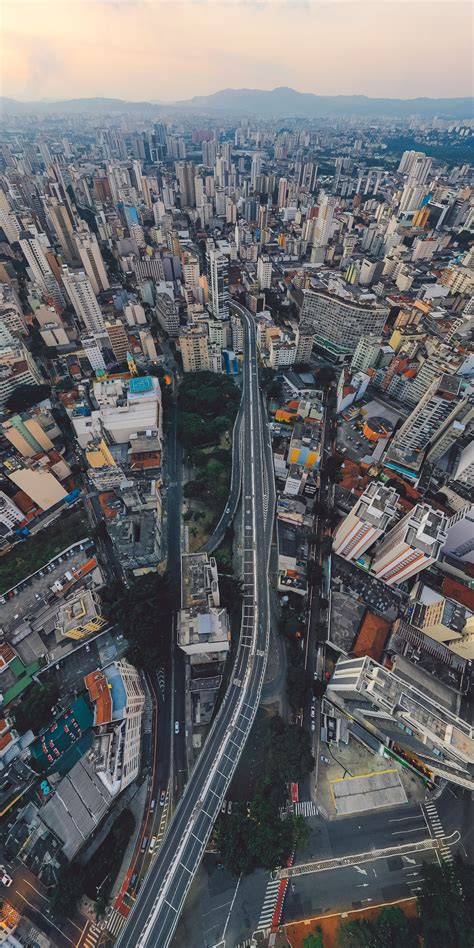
[0,866,12,887]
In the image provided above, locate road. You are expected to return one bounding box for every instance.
[115,301,275,947]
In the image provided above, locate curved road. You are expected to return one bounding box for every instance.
[116,302,275,948]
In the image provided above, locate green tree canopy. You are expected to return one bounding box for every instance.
[418,856,474,948]
[338,906,418,948]
[263,716,315,784]
[14,682,59,735]
[5,383,51,413]
[102,573,176,667]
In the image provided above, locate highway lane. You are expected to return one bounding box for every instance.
[116,302,275,948]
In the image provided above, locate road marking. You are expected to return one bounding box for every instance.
[179,862,192,874]
[392,828,426,836]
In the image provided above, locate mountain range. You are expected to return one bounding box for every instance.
[1,87,473,119]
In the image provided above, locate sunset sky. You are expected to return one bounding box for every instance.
[2,0,473,103]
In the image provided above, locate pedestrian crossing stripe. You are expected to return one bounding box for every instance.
[293,800,318,817]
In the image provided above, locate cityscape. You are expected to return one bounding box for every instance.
[0,2,473,947]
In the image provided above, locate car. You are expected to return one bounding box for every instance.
[320,755,331,765]
[85,645,90,652]
[0,866,12,887]
[310,706,315,719]
[35,593,42,600]
[0,597,5,605]
[150,798,156,812]
[221,800,227,814]
[227,801,232,815]
[141,837,149,853]
[159,789,166,807]
[174,721,180,734]
[311,721,316,732]
[149,836,157,854]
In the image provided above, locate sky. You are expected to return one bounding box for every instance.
[2,0,473,102]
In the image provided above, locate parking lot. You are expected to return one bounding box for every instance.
[332,555,402,619]
[0,544,93,632]
[39,628,128,694]
[337,396,404,464]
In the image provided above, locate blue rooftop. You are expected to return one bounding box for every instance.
[129,376,153,394]
[105,664,127,720]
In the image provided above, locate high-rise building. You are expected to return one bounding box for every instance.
[327,654,474,788]
[454,442,474,490]
[105,320,129,363]
[372,503,448,586]
[277,177,288,208]
[300,286,388,358]
[0,491,24,533]
[398,150,433,184]
[176,161,196,208]
[333,482,398,561]
[207,249,229,320]
[46,198,79,264]
[62,267,106,334]
[295,328,314,364]
[85,659,145,795]
[251,154,261,191]
[312,193,336,248]
[386,375,470,475]
[256,255,272,290]
[19,231,65,308]
[75,229,109,295]
[155,289,180,337]
[443,505,474,565]
[179,325,210,373]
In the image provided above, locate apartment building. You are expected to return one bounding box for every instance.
[333,483,398,561]
[372,503,448,586]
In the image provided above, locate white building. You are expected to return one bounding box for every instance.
[72,375,162,447]
[62,267,106,334]
[0,491,24,533]
[85,660,145,796]
[372,503,448,586]
[207,249,229,320]
[75,229,109,295]
[443,504,474,565]
[257,255,272,290]
[333,482,398,561]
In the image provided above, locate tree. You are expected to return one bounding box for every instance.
[50,863,84,919]
[303,929,324,948]
[287,663,307,712]
[338,906,418,948]
[14,682,59,735]
[102,574,176,668]
[219,573,243,612]
[264,716,315,784]
[5,383,51,413]
[417,856,474,948]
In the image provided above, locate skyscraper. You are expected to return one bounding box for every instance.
[385,374,470,475]
[62,267,105,334]
[372,503,448,586]
[175,161,196,208]
[46,198,80,265]
[75,229,109,295]
[19,231,65,308]
[257,255,272,290]
[333,482,398,561]
[207,249,229,320]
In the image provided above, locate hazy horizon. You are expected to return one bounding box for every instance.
[2,1,473,104]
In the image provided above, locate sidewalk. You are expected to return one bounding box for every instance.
[314,735,431,819]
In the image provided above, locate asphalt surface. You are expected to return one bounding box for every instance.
[116,302,275,948]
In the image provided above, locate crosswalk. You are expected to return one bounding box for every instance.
[424,801,453,864]
[255,877,281,931]
[105,908,126,938]
[83,922,102,947]
[293,800,318,817]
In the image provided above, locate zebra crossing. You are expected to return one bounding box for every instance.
[424,801,453,864]
[255,877,281,931]
[83,922,102,947]
[104,908,126,938]
[293,800,318,817]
